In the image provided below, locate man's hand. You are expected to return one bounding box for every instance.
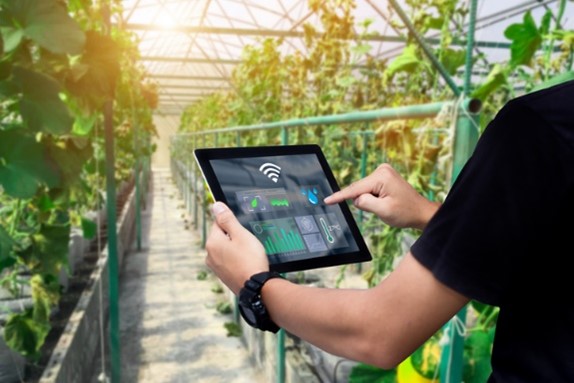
[324,164,440,230]
[205,202,269,295]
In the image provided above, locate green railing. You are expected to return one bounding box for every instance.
[170,97,480,383]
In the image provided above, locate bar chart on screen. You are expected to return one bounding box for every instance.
[249,218,306,255]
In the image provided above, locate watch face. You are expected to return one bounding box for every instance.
[239,303,257,325]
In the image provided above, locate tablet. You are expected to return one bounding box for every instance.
[194,144,371,273]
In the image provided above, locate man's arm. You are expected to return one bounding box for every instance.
[261,252,468,368]
[206,203,468,369]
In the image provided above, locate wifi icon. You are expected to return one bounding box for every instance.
[259,162,281,183]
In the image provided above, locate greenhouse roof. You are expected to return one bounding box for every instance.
[120,0,573,117]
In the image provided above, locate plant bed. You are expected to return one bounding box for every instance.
[0,176,140,383]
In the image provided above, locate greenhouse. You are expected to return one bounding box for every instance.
[1,0,573,382]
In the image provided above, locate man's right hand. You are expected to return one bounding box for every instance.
[324,164,440,230]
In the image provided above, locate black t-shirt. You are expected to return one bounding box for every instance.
[411,80,574,382]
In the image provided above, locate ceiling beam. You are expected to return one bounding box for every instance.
[157,84,230,90]
[159,93,210,97]
[148,74,231,81]
[141,56,240,64]
[126,23,512,49]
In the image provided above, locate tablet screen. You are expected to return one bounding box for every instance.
[195,145,371,272]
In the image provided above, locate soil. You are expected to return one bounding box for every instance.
[23,177,135,383]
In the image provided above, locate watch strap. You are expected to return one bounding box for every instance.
[239,271,282,332]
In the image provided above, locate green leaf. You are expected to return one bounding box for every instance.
[349,363,396,383]
[47,138,94,187]
[425,17,444,31]
[531,71,574,92]
[386,45,421,77]
[17,223,70,275]
[411,338,441,378]
[471,64,508,101]
[351,43,372,55]
[4,309,50,358]
[66,31,120,109]
[81,217,97,239]
[463,330,494,383]
[0,130,60,198]
[504,11,542,67]
[440,48,466,75]
[30,274,60,322]
[0,224,16,271]
[72,112,98,136]
[13,66,74,135]
[0,0,85,55]
[0,26,23,52]
[0,60,12,81]
[539,10,552,35]
[37,193,55,212]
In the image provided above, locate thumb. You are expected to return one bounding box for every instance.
[212,201,242,236]
[353,193,387,217]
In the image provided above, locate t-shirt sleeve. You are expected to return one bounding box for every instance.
[411,99,572,307]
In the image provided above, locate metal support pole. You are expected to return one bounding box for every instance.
[201,134,207,248]
[104,100,121,383]
[276,126,288,383]
[234,132,241,324]
[281,126,288,145]
[358,132,369,229]
[440,1,478,382]
[102,6,120,382]
[277,328,286,383]
[133,110,142,251]
[387,0,461,97]
[193,135,198,228]
[356,131,370,274]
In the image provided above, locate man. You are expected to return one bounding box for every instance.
[205,80,574,382]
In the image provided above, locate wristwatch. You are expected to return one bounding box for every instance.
[238,271,282,333]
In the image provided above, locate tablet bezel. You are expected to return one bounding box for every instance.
[194,144,372,273]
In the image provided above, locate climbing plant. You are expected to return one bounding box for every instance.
[0,0,157,361]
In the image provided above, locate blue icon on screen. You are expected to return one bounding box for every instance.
[301,187,319,205]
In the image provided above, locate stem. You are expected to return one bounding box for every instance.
[480,306,500,331]
[556,0,566,28]
[9,199,23,236]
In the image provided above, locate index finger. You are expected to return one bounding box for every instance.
[324,176,376,204]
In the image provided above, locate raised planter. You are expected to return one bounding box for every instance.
[37,178,140,383]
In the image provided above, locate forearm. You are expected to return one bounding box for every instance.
[261,278,382,365]
[259,253,468,368]
[260,278,420,369]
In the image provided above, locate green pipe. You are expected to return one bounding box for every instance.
[358,131,369,229]
[440,1,478,382]
[103,100,121,383]
[276,128,288,383]
[193,136,199,228]
[178,99,479,136]
[281,126,289,145]
[463,0,478,96]
[234,132,242,324]
[386,0,461,97]
[134,113,142,251]
[277,327,286,383]
[202,135,207,248]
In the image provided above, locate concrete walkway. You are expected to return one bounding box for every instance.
[118,168,265,383]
